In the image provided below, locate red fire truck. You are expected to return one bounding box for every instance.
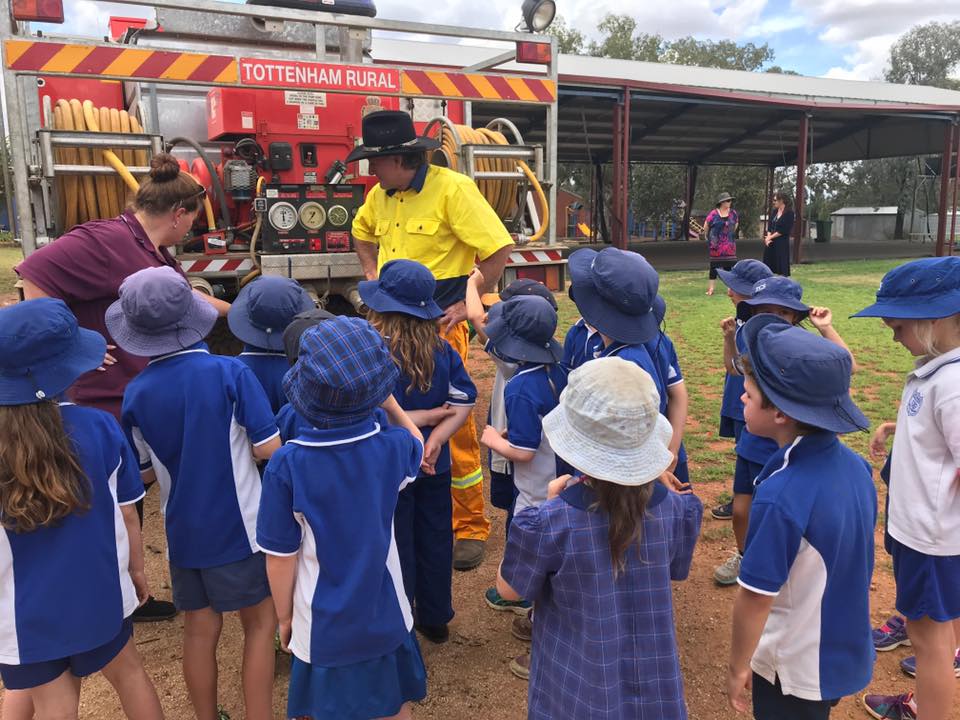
[2,0,565,310]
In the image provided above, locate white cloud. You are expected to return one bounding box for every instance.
[45,1,153,38]
[791,0,959,80]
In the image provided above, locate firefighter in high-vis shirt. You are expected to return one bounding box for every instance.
[351,111,515,570]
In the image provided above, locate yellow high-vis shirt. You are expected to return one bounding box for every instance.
[352,164,513,308]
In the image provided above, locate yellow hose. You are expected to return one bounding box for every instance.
[430,121,549,242]
[52,100,215,231]
[241,176,266,287]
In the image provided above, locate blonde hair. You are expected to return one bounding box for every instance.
[915,314,960,358]
[0,403,91,533]
[366,310,443,394]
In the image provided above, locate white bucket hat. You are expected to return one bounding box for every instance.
[543,357,674,486]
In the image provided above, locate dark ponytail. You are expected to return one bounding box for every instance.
[134,153,204,215]
[590,479,654,577]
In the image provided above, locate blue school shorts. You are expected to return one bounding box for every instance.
[170,552,271,613]
[0,618,133,690]
[891,539,960,623]
[287,630,426,719]
[490,468,515,511]
[733,456,766,495]
[752,673,838,720]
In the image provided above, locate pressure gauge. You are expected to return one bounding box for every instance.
[327,204,349,227]
[299,201,326,230]
[268,202,298,231]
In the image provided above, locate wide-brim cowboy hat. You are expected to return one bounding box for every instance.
[346,110,440,164]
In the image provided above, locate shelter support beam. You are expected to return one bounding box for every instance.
[792,112,809,266]
[612,100,622,247]
[936,122,955,257]
[620,88,630,249]
[951,122,960,256]
[682,164,698,243]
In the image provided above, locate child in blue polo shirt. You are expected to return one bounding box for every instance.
[646,295,691,488]
[727,315,875,720]
[258,316,427,720]
[854,257,960,720]
[360,259,477,645]
[107,266,281,720]
[711,259,773,521]
[229,275,315,413]
[0,299,162,719]
[714,275,857,586]
[498,357,703,719]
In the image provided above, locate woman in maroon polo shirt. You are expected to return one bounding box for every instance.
[15,153,229,624]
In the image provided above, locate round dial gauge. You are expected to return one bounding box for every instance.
[268,202,298,231]
[299,201,326,230]
[327,204,349,227]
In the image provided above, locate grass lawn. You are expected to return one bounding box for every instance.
[0,246,22,296]
[555,257,913,486]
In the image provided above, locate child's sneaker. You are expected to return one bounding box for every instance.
[713,551,742,586]
[711,500,733,520]
[509,652,530,680]
[862,692,916,720]
[484,587,531,615]
[873,615,911,652]
[899,648,960,678]
[512,610,533,642]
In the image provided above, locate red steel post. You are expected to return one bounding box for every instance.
[936,122,954,257]
[792,113,809,266]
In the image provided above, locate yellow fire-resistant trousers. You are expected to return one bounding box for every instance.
[442,321,490,542]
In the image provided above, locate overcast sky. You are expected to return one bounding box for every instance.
[44,0,960,81]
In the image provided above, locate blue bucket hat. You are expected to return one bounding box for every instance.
[358,259,443,320]
[568,247,659,344]
[653,295,667,326]
[736,275,810,322]
[741,314,868,434]
[485,295,562,364]
[106,266,219,357]
[282,307,337,364]
[482,278,558,310]
[0,298,106,406]
[852,257,960,320]
[282,316,399,429]
[717,259,773,297]
[228,276,315,351]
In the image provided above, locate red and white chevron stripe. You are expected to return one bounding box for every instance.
[507,249,566,266]
[180,258,255,274]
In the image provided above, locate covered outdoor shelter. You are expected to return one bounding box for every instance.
[467,55,960,260]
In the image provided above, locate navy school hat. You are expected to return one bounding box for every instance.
[741,314,868,434]
[282,316,399,429]
[653,295,667,326]
[282,307,337,364]
[358,259,443,320]
[717,259,773,297]
[736,275,810,322]
[228,276,315,352]
[568,247,660,344]
[481,278,558,310]
[485,295,563,364]
[852,257,960,320]
[0,298,106,406]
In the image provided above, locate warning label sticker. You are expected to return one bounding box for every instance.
[297,113,320,130]
[285,90,327,108]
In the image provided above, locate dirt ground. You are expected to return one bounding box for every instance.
[0,330,955,720]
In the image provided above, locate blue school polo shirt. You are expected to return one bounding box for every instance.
[732,326,779,464]
[257,417,423,666]
[561,318,602,371]
[721,320,746,424]
[237,346,289,414]
[644,331,688,465]
[596,341,661,394]
[0,403,144,665]
[122,343,279,569]
[505,363,570,512]
[738,432,876,702]
[276,403,390,444]
[392,339,476,475]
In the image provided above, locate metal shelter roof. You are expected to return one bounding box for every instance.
[374,39,960,167]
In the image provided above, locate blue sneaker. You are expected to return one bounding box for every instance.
[899,648,960,678]
[873,615,911,652]
[862,692,916,720]
[484,587,531,615]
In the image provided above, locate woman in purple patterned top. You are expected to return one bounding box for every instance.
[705,192,739,296]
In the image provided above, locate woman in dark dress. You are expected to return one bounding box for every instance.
[763,190,794,276]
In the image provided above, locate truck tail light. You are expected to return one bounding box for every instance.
[516,41,551,65]
[11,0,64,23]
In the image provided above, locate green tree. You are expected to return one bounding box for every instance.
[547,15,585,55]
[885,21,960,89]
[661,37,773,72]
[587,15,661,61]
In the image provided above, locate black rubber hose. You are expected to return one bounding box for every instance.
[165,136,232,232]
